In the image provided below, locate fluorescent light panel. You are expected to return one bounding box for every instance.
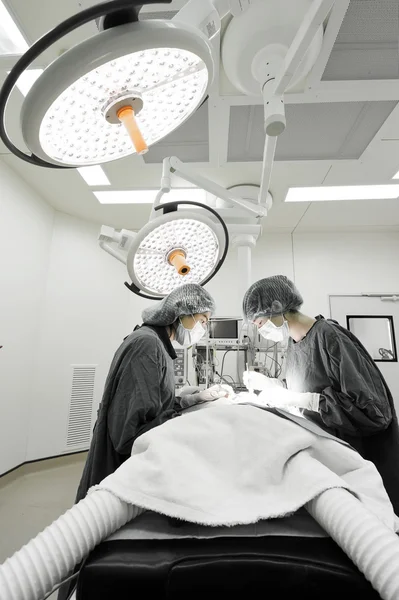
[94,189,206,205]
[0,0,28,54]
[392,170,399,180]
[77,165,110,186]
[285,184,399,203]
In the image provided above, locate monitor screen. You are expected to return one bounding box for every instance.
[209,319,238,339]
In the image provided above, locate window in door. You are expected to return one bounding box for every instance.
[346,315,397,363]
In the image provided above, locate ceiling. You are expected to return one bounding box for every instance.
[1,0,399,233]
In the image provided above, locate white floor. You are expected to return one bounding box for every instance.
[0,453,87,600]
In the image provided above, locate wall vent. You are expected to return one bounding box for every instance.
[66,365,97,449]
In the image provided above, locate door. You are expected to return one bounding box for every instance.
[330,295,399,414]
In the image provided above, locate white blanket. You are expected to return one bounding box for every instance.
[93,404,398,532]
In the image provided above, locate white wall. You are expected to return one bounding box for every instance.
[0,160,54,475]
[220,231,399,318]
[292,232,399,316]
[27,212,131,461]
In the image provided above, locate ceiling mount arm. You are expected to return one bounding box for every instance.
[274,0,335,96]
[98,240,127,264]
[255,0,336,206]
[162,156,267,219]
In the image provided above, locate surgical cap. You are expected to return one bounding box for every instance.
[142,283,216,326]
[243,275,303,321]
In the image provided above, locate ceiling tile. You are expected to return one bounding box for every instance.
[228,102,397,162]
[144,100,209,164]
[323,0,399,80]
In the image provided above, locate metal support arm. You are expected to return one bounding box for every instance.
[154,156,267,219]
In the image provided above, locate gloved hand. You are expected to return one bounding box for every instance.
[178,385,200,398]
[243,371,284,392]
[258,388,320,411]
[217,383,235,398]
[233,391,260,404]
[178,384,230,409]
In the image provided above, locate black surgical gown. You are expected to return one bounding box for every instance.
[285,316,399,515]
[75,324,177,502]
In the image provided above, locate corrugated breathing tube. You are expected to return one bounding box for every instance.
[1,487,399,600]
[307,488,399,599]
[0,490,142,600]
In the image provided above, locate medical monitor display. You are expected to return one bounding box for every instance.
[209,319,239,340]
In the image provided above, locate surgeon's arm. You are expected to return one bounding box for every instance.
[107,342,166,455]
[318,336,392,436]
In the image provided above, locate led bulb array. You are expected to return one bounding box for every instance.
[39,48,208,165]
[133,219,219,295]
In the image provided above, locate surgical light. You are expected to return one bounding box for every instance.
[126,209,223,297]
[285,184,399,203]
[0,0,213,168]
[101,157,265,300]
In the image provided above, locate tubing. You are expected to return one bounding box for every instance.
[307,488,399,600]
[0,490,142,600]
[2,485,399,599]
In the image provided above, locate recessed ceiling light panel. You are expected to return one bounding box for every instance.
[285,185,399,203]
[77,165,110,186]
[0,0,28,54]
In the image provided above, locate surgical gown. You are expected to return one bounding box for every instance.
[75,324,177,502]
[285,316,399,515]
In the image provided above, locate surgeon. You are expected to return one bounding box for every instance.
[75,283,225,503]
[242,275,399,515]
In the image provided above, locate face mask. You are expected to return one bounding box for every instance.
[175,317,205,348]
[259,319,290,343]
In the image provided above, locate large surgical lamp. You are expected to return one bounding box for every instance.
[100,156,268,300]
[0,0,216,167]
[124,203,228,299]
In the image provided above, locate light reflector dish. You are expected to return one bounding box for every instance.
[21,21,213,167]
[127,211,223,297]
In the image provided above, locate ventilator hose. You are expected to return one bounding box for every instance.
[0,490,142,600]
[2,486,399,600]
[307,488,399,600]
